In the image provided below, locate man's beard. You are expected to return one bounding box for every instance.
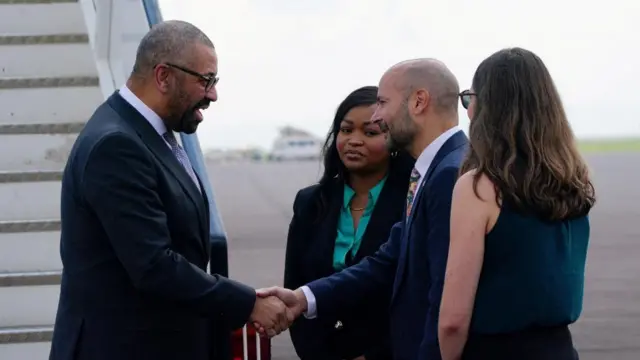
[177,98,209,134]
[386,107,417,151]
[167,89,209,134]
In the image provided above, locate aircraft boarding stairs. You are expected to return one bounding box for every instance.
[0,1,267,359]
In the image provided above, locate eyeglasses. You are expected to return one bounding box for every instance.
[163,62,219,92]
[459,90,476,110]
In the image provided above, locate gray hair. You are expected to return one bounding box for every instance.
[131,20,214,77]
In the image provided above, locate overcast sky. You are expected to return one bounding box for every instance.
[158,0,640,150]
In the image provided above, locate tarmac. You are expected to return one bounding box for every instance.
[206,152,640,360]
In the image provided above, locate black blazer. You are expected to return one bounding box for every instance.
[284,155,414,360]
[49,92,256,360]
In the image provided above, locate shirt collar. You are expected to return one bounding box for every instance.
[343,175,387,210]
[414,126,460,177]
[118,85,168,137]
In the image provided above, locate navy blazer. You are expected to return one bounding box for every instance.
[50,92,256,360]
[284,155,413,360]
[306,131,468,360]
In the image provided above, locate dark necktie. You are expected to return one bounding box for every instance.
[162,131,201,192]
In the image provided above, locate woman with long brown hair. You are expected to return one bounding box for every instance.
[438,47,596,360]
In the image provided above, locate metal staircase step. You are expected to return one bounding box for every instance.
[0,343,52,360]
[0,1,84,37]
[0,272,60,328]
[0,170,62,183]
[0,179,61,223]
[0,33,87,45]
[0,80,102,126]
[0,35,97,78]
[0,342,52,360]
[0,281,60,327]
[0,220,60,233]
[0,133,77,172]
[0,0,76,3]
[0,271,61,287]
[0,326,53,344]
[0,123,84,135]
[0,76,99,89]
[0,272,60,329]
[0,232,62,272]
[0,221,61,272]
[0,327,53,360]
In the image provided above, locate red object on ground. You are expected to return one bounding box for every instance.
[231,325,271,360]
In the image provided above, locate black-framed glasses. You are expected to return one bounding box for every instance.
[459,90,476,110]
[163,62,219,92]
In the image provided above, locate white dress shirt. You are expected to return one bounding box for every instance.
[118,85,171,149]
[301,125,461,319]
[409,126,461,203]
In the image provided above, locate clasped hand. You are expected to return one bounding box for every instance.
[249,287,308,338]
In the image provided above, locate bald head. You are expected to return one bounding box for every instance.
[387,58,460,114]
[131,20,214,78]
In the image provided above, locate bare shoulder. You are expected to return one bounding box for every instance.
[454,170,501,231]
[454,170,497,205]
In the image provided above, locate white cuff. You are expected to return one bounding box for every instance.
[300,286,317,319]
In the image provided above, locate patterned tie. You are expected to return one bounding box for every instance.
[162,131,201,192]
[405,167,421,218]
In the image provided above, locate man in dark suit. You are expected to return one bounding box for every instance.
[50,20,288,360]
[257,58,467,360]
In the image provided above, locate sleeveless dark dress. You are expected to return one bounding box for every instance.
[462,202,589,360]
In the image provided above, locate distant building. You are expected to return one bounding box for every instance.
[269,126,324,161]
[204,147,267,163]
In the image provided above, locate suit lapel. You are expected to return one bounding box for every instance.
[194,173,211,258]
[353,176,403,261]
[391,130,469,304]
[107,92,209,251]
[406,130,468,230]
[316,184,343,274]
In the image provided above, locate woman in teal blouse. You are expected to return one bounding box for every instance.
[284,86,414,360]
[438,48,596,360]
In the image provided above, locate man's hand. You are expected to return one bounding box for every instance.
[253,287,307,336]
[249,295,289,338]
[257,286,308,318]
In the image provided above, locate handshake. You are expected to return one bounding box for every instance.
[248,287,308,338]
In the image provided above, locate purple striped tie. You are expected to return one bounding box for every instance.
[162,132,201,192]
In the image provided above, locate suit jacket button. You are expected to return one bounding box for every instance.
[334,320,343,329]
